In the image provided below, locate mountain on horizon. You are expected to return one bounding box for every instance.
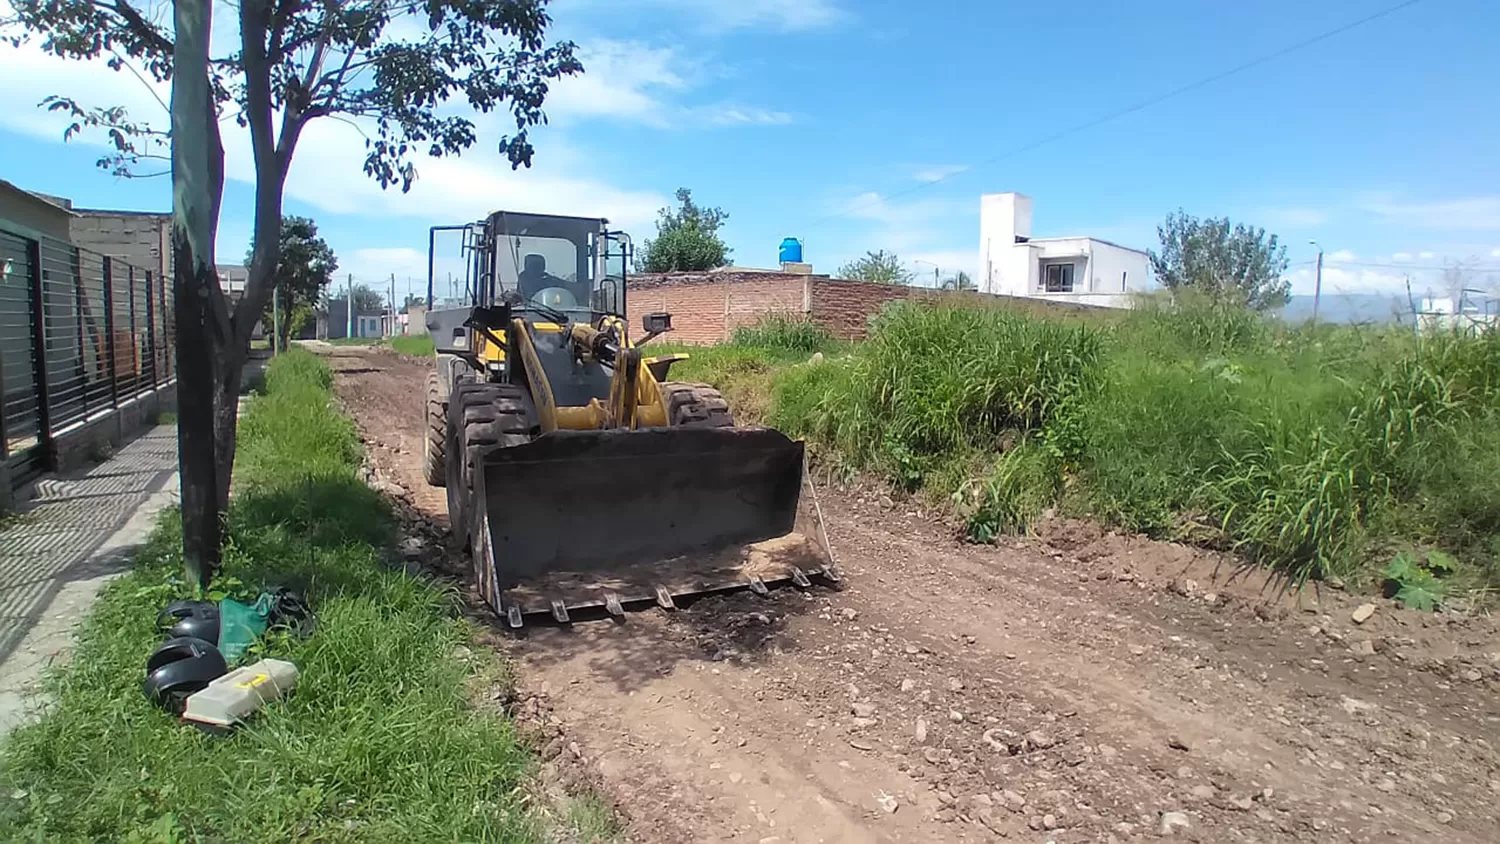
[1278,293,1414,324]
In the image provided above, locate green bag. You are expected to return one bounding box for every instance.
[217,593,274,663]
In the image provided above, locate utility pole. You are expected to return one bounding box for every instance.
[271,284,281,355]
[346,273,354,338]
[1309,240,1324,325]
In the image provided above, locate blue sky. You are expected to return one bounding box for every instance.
[2,0,1498,304]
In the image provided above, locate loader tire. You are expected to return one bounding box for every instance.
[423,370,447,488]
[445,381,531,550]
[659,382,735,428]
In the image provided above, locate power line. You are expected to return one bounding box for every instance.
[803,0,1428,231]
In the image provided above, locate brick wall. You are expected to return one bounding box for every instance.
[806,278,912,339]
[629,272,807,343]
[627,271,1114,343]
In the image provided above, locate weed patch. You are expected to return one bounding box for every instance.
[391,333,436,357]
[750,297,1500,598]
[0,348,549,842]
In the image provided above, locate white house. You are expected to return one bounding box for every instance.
[980,192,1152,308]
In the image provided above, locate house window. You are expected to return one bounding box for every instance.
[1043,263,1075,293]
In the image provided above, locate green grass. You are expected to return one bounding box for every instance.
[0,348,555,842]
[710,298,1500,600]
[328,336,381,346]
[390,333,436,357]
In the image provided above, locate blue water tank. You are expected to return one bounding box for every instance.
[778,237,803,265]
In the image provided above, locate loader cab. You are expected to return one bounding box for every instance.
[474,211,631,321]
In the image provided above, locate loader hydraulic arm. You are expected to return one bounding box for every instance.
[568,322,646,429]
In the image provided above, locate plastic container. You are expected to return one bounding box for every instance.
[778,237,803,265]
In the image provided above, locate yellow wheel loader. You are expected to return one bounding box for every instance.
[421,211,839,627]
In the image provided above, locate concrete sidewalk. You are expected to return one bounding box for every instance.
[0,425,180,736]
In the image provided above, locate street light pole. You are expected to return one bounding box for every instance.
[912,259,940,288]
[1309,240,1324,325]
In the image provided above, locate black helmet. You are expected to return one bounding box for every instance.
[157,599,221,645]
[143,636,228,714]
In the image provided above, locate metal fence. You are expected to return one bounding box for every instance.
[0,227,174,490]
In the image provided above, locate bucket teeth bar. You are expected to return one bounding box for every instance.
[487,562,844,629]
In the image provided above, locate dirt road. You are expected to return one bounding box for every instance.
[325,345,1500,843]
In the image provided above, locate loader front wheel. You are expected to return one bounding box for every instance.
[423,370,447,487]
[660,382,734,428]
[446,381,532,551]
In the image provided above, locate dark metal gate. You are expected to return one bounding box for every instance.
[0,227,174,494]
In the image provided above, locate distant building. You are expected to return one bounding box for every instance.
[980,192,1153,308]
[322,298,384,339]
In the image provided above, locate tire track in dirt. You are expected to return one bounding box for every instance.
[325,345,1500,843]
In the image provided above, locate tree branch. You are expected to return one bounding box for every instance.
[101,0,174,58]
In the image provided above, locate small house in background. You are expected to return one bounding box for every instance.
[321,298,383,339]
[980,192,1153,308]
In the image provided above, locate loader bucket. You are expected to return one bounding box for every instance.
[470,426,839,626]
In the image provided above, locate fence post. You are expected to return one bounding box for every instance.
[72,247,89,417]
[127,265,138,395]
[144,270,156,388]
[103,257,120,409]
[26,238,53,470]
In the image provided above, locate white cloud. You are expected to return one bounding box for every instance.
[1419,250,1436,259]
[1392,252,1414,262]
[343,247,429,284]
[0,35,670,235]
[1356,192,1500,231]
[819,190,973,278]
[598,0,847,32]
[913,164,969,184]
[698,106,794,126]
[1326,249,1357,263]
[1286,264,1413,297]
[1491,248,1500,258]
[547,40,688,127]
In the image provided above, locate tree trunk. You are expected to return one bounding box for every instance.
[172,0,227,590]
[174,249,222,588]
[213,347,244,514]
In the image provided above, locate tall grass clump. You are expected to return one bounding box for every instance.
[756,292,1500,594]
[1,347,547,842]
[730,313,834,355]
[773,302,1101,501]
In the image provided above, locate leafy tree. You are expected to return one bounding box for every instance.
[7,0,580,587]
[941,270,976,291]
[250,216,337,350]
[636,188,731,272]
[839,250,913,285]
[1150,210,1291,311]
[351,284,385,313]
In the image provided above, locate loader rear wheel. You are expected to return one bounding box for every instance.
[659,382,734,428]
[445,381,531,550]
[423,370,447,487]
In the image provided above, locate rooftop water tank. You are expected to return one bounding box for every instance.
[778,237,803,265]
